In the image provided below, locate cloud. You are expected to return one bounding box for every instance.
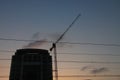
[81,65,92,71]
[90,67,108,74]
[24,39,47,48]
[23,32,69,48]
[81,65,108,74]
[23,32,47,48]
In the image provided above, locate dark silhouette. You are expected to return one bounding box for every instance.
[9,48,53,80]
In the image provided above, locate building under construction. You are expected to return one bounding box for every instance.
[9,48,53,80]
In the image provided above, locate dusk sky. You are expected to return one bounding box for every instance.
[0,0,120,80]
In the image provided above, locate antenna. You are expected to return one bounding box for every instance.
[50,14,81,80]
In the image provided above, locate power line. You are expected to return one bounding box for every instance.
[0,50,120,57]
[60,42,120,47]
[1,75,120,78]
[58,61,120,64]
[0,59,11,60]
[1,67,120,70]
[58,53,120,56]
[0,37,120,47]
[0,38,36,42]
[58,75,120,77]
[58,68,120,70]
[0,50,15,53]
[0,67,10,68]
[1,59,120,64]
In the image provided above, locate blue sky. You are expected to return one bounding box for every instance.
[0,0,120,80]
[0,0,120,43]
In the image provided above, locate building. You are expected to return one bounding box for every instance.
[9,48,53,80]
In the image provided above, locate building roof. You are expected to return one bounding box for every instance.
[15,48,49,55]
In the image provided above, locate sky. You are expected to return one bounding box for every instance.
[0,0,120,80]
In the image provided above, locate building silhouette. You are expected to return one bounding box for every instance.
[9,48,53,80]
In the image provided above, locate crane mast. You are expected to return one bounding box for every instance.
[50,14,81,80]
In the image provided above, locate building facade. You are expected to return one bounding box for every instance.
[9,49,53,80]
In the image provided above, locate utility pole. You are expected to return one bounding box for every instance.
[50,14,81,80]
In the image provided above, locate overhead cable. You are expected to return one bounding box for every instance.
[0,37,120,47]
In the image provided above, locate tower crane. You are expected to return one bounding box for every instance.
[50,14,81,80]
